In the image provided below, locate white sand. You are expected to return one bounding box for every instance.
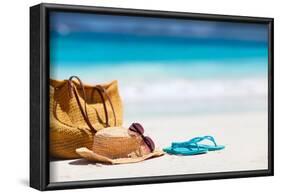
[50,111,268,182]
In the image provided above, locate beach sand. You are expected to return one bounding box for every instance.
[50,111,268,182]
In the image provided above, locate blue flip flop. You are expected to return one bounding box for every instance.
[174,136,225,151]
[163,141,208,155]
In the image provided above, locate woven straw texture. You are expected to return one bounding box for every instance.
[50,79,123,159]
[93,127,145,159]
[76,127,165,164]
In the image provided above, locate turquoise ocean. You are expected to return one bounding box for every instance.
[50,12,268,118]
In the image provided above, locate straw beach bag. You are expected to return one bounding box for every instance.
[50,76,123,159]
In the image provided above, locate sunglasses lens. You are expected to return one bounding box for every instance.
[129,123,154,151]
[144,136,155,152]
[132,123,144,134]
[129,125,137,133]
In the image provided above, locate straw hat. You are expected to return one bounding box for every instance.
[76,126,164,164]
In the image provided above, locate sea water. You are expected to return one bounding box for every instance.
[50,15,268,118]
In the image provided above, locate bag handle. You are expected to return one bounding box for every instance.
[68,76,97,132]
[95,85,117,126]
[68,76,116,132]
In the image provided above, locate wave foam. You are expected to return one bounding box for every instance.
[119,78,267,103]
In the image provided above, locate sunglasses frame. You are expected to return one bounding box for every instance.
[129,123,155,152]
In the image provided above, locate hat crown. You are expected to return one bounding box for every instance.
[93,127,148,159]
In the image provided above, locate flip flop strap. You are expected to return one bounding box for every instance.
[202,136,217,146]
[189,136,217,146]
[188,137,205,144]
[170,136,218,151]
[182,136,218,147]
[172,142,200,151]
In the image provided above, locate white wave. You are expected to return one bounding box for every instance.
[119,77,267,103]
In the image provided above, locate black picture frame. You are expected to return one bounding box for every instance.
[30,3,274,191]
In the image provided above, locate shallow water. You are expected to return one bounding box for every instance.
[49,12,268,117]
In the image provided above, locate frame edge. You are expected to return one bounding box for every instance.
[268,19,274,176]
[30,3,48,191]
[30,2,274,190]
[41,2,273,23]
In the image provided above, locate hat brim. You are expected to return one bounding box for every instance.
[76,147,164,164]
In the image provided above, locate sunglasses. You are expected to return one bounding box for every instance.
[129,123,155,152]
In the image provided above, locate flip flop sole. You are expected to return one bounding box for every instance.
[163,147,208,155]
[187,144,225,151]
[205,145,225,151]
